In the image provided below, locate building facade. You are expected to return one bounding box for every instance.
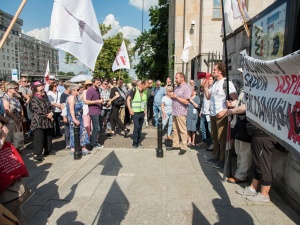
[0,9,59,81]
[168,0,275,84]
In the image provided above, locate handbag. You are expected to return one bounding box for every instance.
[0,142,29,193]
[113,96,125,106]
[13,124,24,149]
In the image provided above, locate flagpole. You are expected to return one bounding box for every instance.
[237,0,250,38]
[221,0,233,180]
[0,0,27,49]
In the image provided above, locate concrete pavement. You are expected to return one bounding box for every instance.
[21,125,300,225]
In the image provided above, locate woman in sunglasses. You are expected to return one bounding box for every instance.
[66,84,90,155]
[29,81,54,161]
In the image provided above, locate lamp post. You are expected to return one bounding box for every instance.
[142,0,145,32]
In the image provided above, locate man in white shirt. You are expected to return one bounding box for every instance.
[202,63,238,169]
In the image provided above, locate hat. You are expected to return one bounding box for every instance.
[33,81,44,86]
[84,80,93,85]
[49,75,55,80]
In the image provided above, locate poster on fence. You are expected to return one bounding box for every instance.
[241,49,300,153]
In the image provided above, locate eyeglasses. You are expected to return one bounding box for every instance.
[38,89,45,92]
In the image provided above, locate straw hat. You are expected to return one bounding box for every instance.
[84,80,93,85]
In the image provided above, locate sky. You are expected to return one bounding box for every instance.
[1,0,158,77]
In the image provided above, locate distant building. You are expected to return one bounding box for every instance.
[168,0,275,83]
[0,9,59,81]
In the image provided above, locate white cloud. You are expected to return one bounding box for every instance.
[129,0,158,10]
[23,14,141,77]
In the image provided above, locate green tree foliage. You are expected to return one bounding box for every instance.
[64,24,133,83]
[133,0,169,81]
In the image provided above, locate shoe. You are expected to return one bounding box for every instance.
[93,144,104,149]
[65,146,71,149]
[124,129,130,138]
[138,143,143,147]
[213,161,224,169]
[236,186,257,196]
[205,158,218,164]
[44,151,56,156]
[246,193,270,202]
[178,149,186,155]
[82,149,91,155]
[166,136,172,140]
[132,145,138,149]
[227,177,247,184]
[196,142,206,146]
[33,155,44,161]
[166,146,181,151]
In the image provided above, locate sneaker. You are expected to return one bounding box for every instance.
[93,144,104,149]
[246,193,270,202]
[236,186,257,196]
[124,129,130,138]
[205,158,218,164]
[213,161,224,169]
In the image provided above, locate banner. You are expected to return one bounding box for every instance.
[44,60,50,84]
[112,40,130,72]
[241,50,300,153]
[181,32,192,63]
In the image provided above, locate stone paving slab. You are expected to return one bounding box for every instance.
[20,124,300,225]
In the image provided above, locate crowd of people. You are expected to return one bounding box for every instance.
[0,62,278,223]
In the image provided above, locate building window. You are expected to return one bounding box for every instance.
[8,63,10,68]
[12,57,14,61]
[213,0,222,19]
[3,63,5,67]
[7,56,9,60]
[7,49,9,53]
[2,55,4,60]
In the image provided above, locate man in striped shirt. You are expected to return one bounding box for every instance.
[167,72,191,155]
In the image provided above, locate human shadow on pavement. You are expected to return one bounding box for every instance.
[192,202,210,225]
[57,211,84,225]
[196,152,255,224]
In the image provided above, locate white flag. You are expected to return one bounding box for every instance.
[49,0,103,71]
[232,0,250,21]
[44,60,50,84]
[112,40,131,72]
[181,32,192,63]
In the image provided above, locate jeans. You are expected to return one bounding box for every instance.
[101,109,111,130]
[90,114,101,147]
[53,112,62,135]
[162,112,172,136]
[132,112,144,146]
[153,103,161,127]
[200,114,212,145]
[64,122,70,147]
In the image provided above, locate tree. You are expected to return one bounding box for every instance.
[133,0,169,81]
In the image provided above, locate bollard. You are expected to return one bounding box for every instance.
[156,117,163,158]
[74,125,82,160]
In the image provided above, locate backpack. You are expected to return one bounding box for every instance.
[213,78,241,100]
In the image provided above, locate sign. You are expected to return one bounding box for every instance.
[250,1,287,60]
[11,69,18,81]
[241,49,300,154]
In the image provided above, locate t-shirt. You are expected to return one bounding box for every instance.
[18,85,32,98]
[60,92,69,104]
[161,96,172,114]
[110,87,119,99]
[47,91,61,112]
[86,86,101,115]
[209,78,237,116]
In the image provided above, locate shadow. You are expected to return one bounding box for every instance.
[57,211,84,225]
[95,180,129,225]
[192,202,210,225]
[99,151,122,176]
[196,152,255,225]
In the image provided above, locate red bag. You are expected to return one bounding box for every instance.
[0,142,29,193]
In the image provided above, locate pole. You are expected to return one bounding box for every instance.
[0,0,27,49]
[156,117,163,158]
[142,0,144,32]
[236,0,250,38]
[220,0,233,180]
[74,125,82,160]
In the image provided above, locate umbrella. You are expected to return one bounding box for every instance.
[69,74,93,83]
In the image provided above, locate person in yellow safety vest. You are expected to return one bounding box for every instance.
[127,80,148,148]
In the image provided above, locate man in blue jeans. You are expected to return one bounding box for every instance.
[85,77,104,149]
[153,80,166,128]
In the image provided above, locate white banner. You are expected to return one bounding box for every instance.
[241,50,300,153]
[112,40,130,72]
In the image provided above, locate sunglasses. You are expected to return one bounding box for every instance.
[38,89,45,92]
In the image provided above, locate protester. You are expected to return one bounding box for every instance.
[202,63,238,169]
[2,82,23,147]
[186,86,200,146]
[99,79,112,135]
[199,74,214,150]
[66,84,90,155]
[85,77,104,149]
[165,77,172,87]
[107,79,130,138]
[167,72,192,155]
[161,85,173,139]
[126,80,148,148]
[47,81,62,137]
[57,80,66,94]
[117,79,127,125]
[44,75,56,92]
[29,81,54,161]
[82,80,93,138]
[146,79,154,126]
[60,81,72,149]
[153,80,166,128]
